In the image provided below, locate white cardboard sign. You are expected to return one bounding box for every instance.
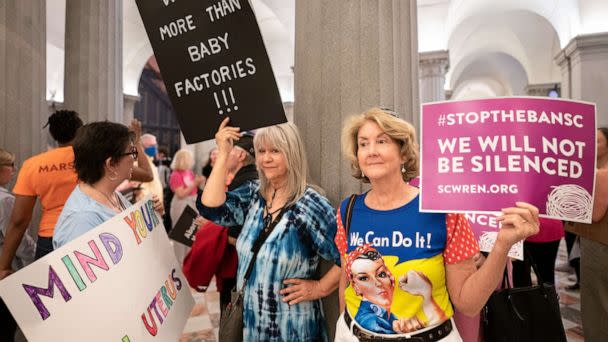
[0,197,194,341]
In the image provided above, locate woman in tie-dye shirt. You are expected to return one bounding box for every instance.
[200,118,341,341]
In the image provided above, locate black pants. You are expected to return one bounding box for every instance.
[565,232,580,282]
[34,236,54,260]
[0,298,17,342]
[512,240,560,286]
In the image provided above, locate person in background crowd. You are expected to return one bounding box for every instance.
[186,132,259,316]
[0,110,83,276]
[513,218,564,286]
[155,146,172,188]
[156,146,173,231]
[200,119,341,341]
[170,149,204,262]
[53,122,163,249]
[132,133,163,202]
[559,231,581,289]
[0,148,36,342]
[566,127,608,341]
[202,147,218,178]
[335,108,539,341]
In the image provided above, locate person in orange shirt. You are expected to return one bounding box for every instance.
[0,111,154,281]
[0,110,83,270]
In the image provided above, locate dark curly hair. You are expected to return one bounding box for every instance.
[47,110,83,144]
[73,121,135,184]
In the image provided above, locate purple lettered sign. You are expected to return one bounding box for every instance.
[420,97,596,224]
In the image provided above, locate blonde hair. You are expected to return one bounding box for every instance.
[341,107,419,182]
[171,149,194,171]
[254,123,309,207]
[0,148,15,166]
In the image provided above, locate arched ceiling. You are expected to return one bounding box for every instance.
[447,10,561,91]
[445,0,580,48]
[451,77,507,100]
[451,52,528,99]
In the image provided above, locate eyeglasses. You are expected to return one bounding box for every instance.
[0,162,15,168]
[121,148,138,160]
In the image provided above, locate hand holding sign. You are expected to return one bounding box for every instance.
[496,202,540,249]
[215,117,241,157]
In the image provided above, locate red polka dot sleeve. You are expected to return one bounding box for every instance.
[334,208,348,256]
[443,213,480,264]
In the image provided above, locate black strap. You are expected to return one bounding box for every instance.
[501,246,546,289]
[524,248,546,285]
[240,206,288,291]
[344,194,357,235]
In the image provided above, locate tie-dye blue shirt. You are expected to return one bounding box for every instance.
[200,181,340,341]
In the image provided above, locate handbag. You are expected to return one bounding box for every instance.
[218,207,287,342]
[482,250,567,342]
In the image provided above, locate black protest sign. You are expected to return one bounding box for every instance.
[136,0,287,143]
[168,205,199,246]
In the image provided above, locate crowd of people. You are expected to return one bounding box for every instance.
[0,108,607,341]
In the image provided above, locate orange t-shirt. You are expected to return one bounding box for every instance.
[12,146,78,237]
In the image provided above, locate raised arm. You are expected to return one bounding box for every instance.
[129,119,153,182]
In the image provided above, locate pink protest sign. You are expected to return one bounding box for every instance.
[420,97,596,224]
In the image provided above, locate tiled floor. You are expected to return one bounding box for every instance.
[179,239,585,342]
[180,281,221,342]
[555,239,584,342]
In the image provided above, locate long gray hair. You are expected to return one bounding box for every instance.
[254,123,310,207]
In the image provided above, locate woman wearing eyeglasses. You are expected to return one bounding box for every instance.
[53,122,163,249]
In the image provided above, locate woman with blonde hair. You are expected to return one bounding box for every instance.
[200,118,341,341]
[169,149,204,261]
[334,108,540,341]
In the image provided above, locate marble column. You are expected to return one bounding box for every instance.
[556,32,608,127]
[0,0,47,166]
[294,2,419,338]
[419,50,449,103]
[294,0,420,204]
[524,83,560,97]
[63,0,123,123]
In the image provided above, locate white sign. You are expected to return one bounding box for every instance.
[0,197,194,341]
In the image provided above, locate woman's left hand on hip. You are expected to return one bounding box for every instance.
[280,278,323,305]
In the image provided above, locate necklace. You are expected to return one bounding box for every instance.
[263,207,284,232]
[89,184,122,211]
[267,188,278,210]
[264,187,285,231]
